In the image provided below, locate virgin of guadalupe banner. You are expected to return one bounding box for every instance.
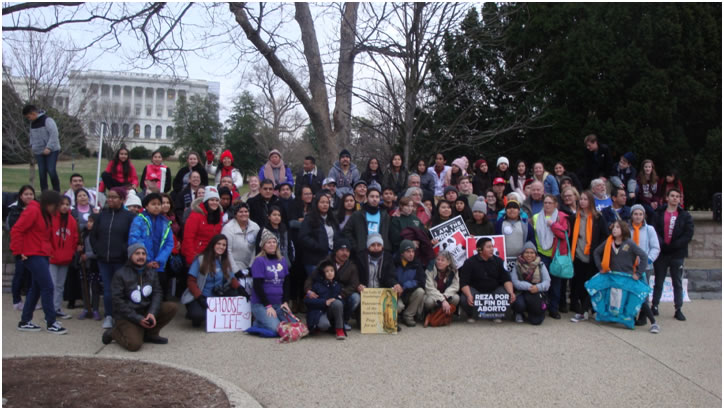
[361,288,398,334]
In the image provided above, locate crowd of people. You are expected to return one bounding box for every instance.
[7,116,695,348]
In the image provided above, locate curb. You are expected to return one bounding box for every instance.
[2,354,261,408]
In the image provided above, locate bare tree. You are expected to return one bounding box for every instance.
[2,30,89,183]
[84,100,137,160]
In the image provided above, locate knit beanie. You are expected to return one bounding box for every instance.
[220,149,234,163]
[452,157,467,171]
[472,197,487,214]
[259,229,278,249]
[630,204,646,217]
[399,239,415,253]
[367,181,381,195]
[367,233,384,248]
[522,241,536,253]
[128,242,147,258]
[444,186,458,195]
[333,237,351,253]
[203,186,220,202]
[269,149,282,159]
[124,192,142,208]
[474,159,487,170]
[497,156,509,167]
[622,152,636,165]
[339,149,351,159]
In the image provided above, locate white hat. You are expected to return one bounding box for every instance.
[124,192,142,208]
[203,186,220,202]
[496,156,509,167]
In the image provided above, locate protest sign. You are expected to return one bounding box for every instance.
[361,288,398,334]
[434,230,468,268]
[430,216,470,242]
[474,292,510,319]
[206,296,252,332]
[648,277,691,303]
[466,235,507,261]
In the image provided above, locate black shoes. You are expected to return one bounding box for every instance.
[651,305,659,316]
[144,335,169,344]
[674,310,686,321]
[548,311,561,319]
[102,329,113,345]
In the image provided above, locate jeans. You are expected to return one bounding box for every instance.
[317,299,344,331]
[185,298,207,327]
[511,292,546,325]
[12,256,31,304]
[652,254,685,310]
[36,150,60,192]
[98,262,124,318]
[49,264,69,312]
[251,303,290,333]
[540,255,561,312]
[304,265,317,277]
[343,292,361,323]
[20,256,56,326]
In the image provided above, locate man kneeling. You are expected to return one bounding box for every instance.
[102,243,177,351]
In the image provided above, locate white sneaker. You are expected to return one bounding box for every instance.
[515,314,524,323]
[570,312,589,323]
[102,316,114,329]
[13,302,24,311]
[47,321,67,335]
[55,310,72,320]
[466,318,475,324]
[649,323,660,334]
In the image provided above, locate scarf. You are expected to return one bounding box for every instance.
[632,222,641,247]
[516,254,542,284]
[221,165,234,179]
[601,236,614,273]
[535,208,557,250]
[363,202,379,215]
[264,159,287,186]
[570,211,593,260]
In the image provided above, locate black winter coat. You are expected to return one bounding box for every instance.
[355,250,398,288]
[172,164,209,194]
[111,262,162,323]
[298,215,339,266]
[342,208,391,254]
[652,206,694,259]
[91,206,135,264]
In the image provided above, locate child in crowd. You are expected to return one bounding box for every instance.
[304,260,346,340]
[77,214,102,320]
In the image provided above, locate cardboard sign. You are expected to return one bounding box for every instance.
[648,277,691,303]
[466,235,507,261]
[361,288,398,334]
[474,292,510,319]
[206,296,252,332]
[430,216,470,242]
[434,230,468,268]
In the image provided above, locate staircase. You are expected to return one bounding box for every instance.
[685,211,722,299]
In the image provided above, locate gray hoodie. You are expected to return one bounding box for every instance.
[29,111,61,155]
[327,161,360,197]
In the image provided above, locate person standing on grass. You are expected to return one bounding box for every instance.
[23,104,61,192]
[12,190,68,334]
[91,187,135,329]
[102,243,178,350]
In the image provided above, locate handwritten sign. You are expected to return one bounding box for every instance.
[206,296,252,332]
[430,216,470,242]
[361,288,398,334]
[474,292,510,319]
[648,277,690,303]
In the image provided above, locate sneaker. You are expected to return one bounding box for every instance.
[674,310,686,321]
[55,310,72,320]
[515,314,524,323]
[651,305,659,316]
[47,321,67,335]
[35,302,42,310]
[570,312,588,323]
[102,316,114,329]
[102,329,113,345]
[77,309,90,320]
[403,316,416,327]
[17,321,41,332]
[13,302,24,311]
[92,311,102,321]
[466,318,476,324]
[343,323,352,331]
[649,323,660,334]
[335,329,346,340]
[143,335,168,344]
[549,310,561,319]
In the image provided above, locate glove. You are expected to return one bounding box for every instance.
[198,295,208,309]
[206,150,214,164]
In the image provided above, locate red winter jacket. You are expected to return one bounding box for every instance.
[49,212,79,265]
[9,201,54,257]
[99,160,139,192]
[181,200,223,265]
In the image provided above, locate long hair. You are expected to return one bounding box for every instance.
[610,220,631,242]
[160,193,175,216]
[336,193,356,222]
[205,199,221,225]
[638,159,658,185]
[307,191,338,229]
[39,190,62,227]
[265,205,286,233]
[16,185,35,208]
[111,147,131,183]
[579,190,601,220]
[361,157,382,183]
[199,234,232,280]
[453,198,473,221]
[388,153,404,172]
[431,200,453,226]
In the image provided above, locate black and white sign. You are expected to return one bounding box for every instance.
[474,292,510,319]
[430,216,470,242]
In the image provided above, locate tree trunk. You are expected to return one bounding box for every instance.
[403,3,424,168]
[332,2,359,158]
[28,158,36,187]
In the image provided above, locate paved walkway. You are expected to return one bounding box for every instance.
[2,294,721,407]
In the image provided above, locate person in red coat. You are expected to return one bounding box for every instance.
[49,196,79,319]
[182,186,223,265]
[11,190,68,334]
[99,147,139,192]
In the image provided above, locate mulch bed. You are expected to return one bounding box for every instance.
[2,357,229,408]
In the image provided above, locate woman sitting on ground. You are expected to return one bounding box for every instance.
[510,242,550,325]
[250,230,294,333]
[422,251,460,327]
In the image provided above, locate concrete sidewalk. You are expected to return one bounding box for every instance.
[2,294,721,407]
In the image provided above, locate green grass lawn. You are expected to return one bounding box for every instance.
[2,158,249,195]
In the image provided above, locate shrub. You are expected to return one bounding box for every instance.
[129,146,152,160]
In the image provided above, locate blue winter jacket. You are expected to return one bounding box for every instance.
[304,277,343,330]
[394,254,425,291]
[585,271,651,329]
[128,211,173,272]
[543,174,560,196]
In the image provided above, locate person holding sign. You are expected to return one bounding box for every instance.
[249,230,294,333]
[394,240,426,327]
[459,237,516,323]
[532,195,569,319]
[510,242,550,325]
[102,243,177,350]
[356,234,401,327]
[423,250,460,327]
[181,235,244,328]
